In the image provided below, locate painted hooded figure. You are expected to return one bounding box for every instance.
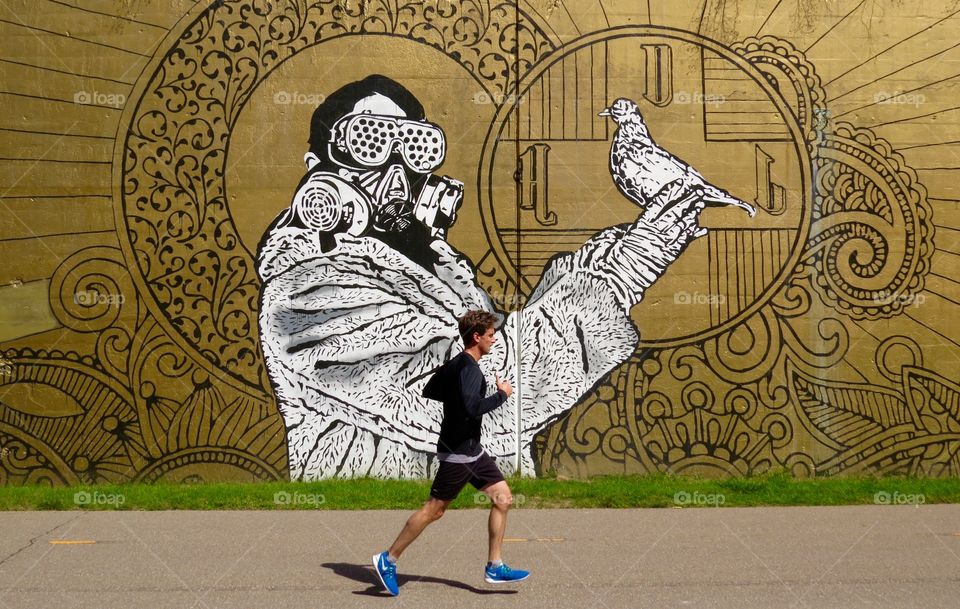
[256,75,739,480]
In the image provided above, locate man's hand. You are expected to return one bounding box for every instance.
[496,375,513,398]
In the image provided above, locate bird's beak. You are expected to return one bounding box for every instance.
[598,108,611,116]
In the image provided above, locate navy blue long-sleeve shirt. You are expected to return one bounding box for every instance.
[422,351,507,459]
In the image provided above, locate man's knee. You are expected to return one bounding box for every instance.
[486,483,513,509]
[425,499,448,521]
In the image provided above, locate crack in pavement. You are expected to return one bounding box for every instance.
[0,513,85,569]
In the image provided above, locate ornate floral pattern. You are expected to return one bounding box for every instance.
[122,0,553,390]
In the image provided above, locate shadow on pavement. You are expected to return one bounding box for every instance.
[322,562,520,596]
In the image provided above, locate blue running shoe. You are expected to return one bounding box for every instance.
[372,551,399,596]
[484,562,530,583]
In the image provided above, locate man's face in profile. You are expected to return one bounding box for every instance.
[475,327,497,357]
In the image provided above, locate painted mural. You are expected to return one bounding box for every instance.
[257,76,755,479]
[0,0,957,484]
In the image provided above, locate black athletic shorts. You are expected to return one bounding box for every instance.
[429,452,505,501]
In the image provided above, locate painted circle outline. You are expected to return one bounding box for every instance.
[111,3,513,397]
[478,25,814,348]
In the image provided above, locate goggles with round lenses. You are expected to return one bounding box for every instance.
[330,114,446,173]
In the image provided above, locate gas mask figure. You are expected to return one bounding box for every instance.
[273,80,463,270]
[257,75,745,481]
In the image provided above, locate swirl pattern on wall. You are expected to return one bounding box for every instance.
[803,124,934,320]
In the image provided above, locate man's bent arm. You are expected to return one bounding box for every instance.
[460,364,507,418]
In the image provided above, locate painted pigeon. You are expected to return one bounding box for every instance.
[599,97,756,232]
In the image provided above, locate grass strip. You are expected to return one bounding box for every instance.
[1,471,958,510]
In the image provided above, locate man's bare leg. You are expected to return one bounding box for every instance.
[387,497,451,559]
[482,480,513,563]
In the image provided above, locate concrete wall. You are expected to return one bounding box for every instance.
[0,0,957,483]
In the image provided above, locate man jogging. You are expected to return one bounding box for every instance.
[373,310,530,596]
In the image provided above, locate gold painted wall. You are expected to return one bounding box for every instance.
[0,0,957,484]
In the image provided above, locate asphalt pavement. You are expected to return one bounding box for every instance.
[1,504,958,608]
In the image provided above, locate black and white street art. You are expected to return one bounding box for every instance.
[256,75,755,480]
